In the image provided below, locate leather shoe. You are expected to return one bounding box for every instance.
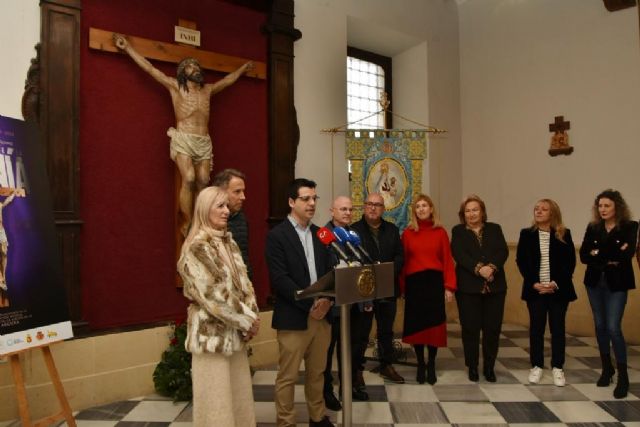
[468,366,479,382]
[416,364,426,384]
[484,367,497,383]
[352,386,369,401]
[309,415,335,427]
[323,391,342,411]
[379,364,405,384]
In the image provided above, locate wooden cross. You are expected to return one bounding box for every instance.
[548,115,570,134]
[548,115,574,156]
[88,22,266,79]
[88,20,266,286]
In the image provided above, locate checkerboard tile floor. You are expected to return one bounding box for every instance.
[3,323,640,426]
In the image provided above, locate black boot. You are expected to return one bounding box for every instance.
[614,362,629,399]
[468,366,479,382]
[483,366,496,383]
[597,353,615,387]
[416,363,426,384]
[426,360,437,385]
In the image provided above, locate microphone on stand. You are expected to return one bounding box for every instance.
[316,226,352,265]
[347,229,376,264]
[333,226,366,264]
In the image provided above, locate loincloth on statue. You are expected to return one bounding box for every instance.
[167,127,213,163]
[0,228,7,245]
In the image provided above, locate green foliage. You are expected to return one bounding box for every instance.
[153,322,192,401]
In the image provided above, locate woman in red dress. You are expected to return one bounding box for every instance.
[401,194,456,384]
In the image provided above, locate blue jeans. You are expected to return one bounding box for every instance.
[586,277,628,364]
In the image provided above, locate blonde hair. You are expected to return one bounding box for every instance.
[181,186,228,252]
[408,194,442,231]
[532,198,567,242]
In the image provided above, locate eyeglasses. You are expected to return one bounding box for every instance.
[365,202,384,208]
[297,195,319,203]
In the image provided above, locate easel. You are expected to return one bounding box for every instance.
[7,343,76,426]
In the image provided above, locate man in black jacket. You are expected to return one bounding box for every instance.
[265,178,335,427]
[351,193,405,385]
[212,168,252,277]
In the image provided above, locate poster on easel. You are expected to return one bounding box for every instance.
[0,115,73,355]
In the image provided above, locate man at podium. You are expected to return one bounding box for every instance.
[265,178,335,427]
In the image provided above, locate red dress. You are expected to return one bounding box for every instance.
[401,220,456,347]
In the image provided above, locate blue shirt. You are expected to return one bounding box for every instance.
[288,215,318,285]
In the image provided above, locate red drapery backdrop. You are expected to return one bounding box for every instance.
[80,0,269,329]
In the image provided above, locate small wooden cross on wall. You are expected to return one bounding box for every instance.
[548,115,574,156]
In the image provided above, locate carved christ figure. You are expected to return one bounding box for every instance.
[113,34,254,234]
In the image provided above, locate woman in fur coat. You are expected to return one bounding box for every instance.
[178,186,260,427]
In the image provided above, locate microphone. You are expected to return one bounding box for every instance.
[347,229,375,264]
[333,227,365,264]
[316,227,351,264]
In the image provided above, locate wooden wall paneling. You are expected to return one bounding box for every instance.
[39,0,85,328]
[264,0,301,225]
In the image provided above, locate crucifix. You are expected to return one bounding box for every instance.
[89,22,266,285]
[548,115,574,156]
[89,22,265,237]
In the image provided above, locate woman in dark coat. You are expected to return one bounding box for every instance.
[451,195,508,383]
[580,189,638,399]
[517,199,576,387]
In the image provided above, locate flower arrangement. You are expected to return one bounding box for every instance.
[152,321,192,401]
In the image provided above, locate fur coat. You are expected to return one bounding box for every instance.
[179,228,258,356]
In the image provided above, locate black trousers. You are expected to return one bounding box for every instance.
[352,298,397,367]
[351,304,373,376]
[526,296,569,369]
[323,314,342,393]
[456,291,506,369]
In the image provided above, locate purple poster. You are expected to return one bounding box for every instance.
[0,115,72,355]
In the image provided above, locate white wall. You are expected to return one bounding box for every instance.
[294,0,462,228]
[0,0,40,119]
[459,0,640,241]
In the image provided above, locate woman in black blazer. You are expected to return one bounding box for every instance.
[516,199,576,387]
[451,195,508,383]
[580,189,638,399]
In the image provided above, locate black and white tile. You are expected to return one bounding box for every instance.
[2,323,638,426]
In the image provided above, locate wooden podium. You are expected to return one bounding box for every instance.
[296,262,394,427]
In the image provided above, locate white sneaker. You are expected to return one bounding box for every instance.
[552,367,566,387]
[528,366,543,383]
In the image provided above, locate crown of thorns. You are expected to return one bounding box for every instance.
[177,58,201,76]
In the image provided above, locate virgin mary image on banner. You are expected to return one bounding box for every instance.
[368,158,407,211]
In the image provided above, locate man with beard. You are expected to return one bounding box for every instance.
[351,193,405,385]
[113,34,253,233]
[266,178,335,427]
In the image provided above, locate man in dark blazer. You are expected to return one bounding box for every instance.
[265,178,335,427]
[351,192,405,386]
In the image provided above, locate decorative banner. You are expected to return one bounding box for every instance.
[346,130,427,231]
[0,116,73,355]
